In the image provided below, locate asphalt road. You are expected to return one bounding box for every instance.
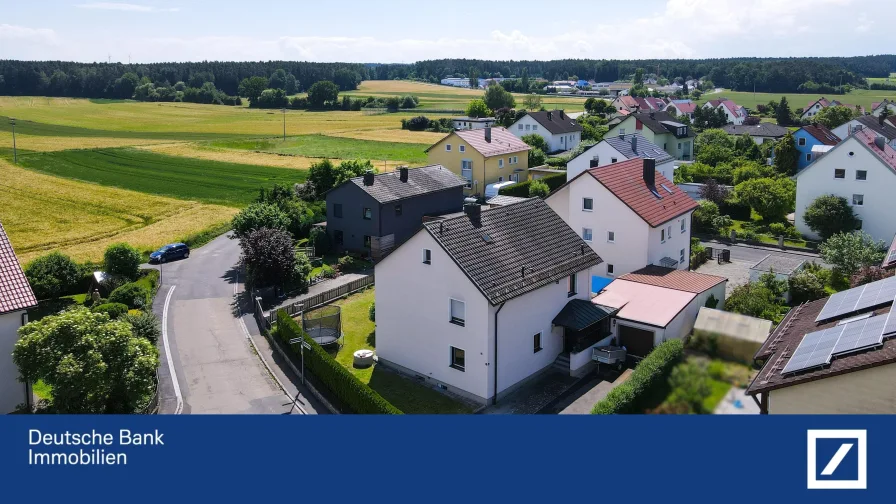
[153,234,320,414]
[699,240,821,264]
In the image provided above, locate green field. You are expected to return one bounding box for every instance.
[211,134,430,164]
[0,115,250,141]
[698,88,896,110]
[13,148,307,207]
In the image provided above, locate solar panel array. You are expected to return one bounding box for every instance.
[885,310,896,337]
[815,276,896,322]
[781,326,842,374]
[783,311,896,375]
[832,313,888,355]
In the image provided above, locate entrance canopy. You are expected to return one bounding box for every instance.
[553,299,616,331]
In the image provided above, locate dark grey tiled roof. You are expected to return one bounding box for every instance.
[486,195,530,206]
[722,123,789,137]
[349,165,466,204]
[525,110,583,134]
[552,299,615,331]
[750,254,806,275]
[595,133,673,164]
[423,198,603,305]
[855,115,896,139]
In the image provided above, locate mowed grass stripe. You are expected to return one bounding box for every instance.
[210,134,431,163]
[15,148,307,207]
[0,116,250,141]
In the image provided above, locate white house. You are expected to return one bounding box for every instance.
[703,99,747,125]
[510,110,583,153]
[0,222,38,414]
[375,198,605,405]
[546,157,699,280]
[832,115,896,149]
[871,99,896,117]
[451,116,496,130]
[665,100,697,121]
[801,97,834,121]
[795,128,896,243]
[566,133,675,181]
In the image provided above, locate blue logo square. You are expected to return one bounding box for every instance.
[815,438,859,481]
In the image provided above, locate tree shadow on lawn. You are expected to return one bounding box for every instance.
[366,365,472,415]
[366,331,375,347]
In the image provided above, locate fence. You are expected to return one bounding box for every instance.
[263,274,374,326]
[138,373,160,414]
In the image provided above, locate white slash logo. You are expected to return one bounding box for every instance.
[807,430,867,490]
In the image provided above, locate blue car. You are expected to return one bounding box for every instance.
[149,243,190,264]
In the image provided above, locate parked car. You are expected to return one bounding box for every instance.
[149,243,190,263]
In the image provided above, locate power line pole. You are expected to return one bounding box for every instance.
[10,118,16,164]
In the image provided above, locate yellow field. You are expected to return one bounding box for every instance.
[0,132,174,151]
[0,160,237,263]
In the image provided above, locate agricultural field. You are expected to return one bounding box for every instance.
[696,88,896,111]
[209,135,430,164]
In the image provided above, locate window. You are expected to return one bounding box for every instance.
[422,248,431,264]
[498,159,504,168]
[680,248,685,264]
[582,197,593,211]
[668,225,672,239]
[607,264,615,276]
[513,156,518,164]
[663,143,667,150]
[677,142,681,150]
[856,219,863,230]
[853,194,864,206]
[450,299,465,326]
[661,228,666,243]
[508,157,513,165]
[834,168,845,179]
[363,235,371,248]
[333,203,343,218]
[446,144,452,151]
[450,347,465,371]
[459,145,465,153]
[533,333,542,353]
[461,160,473,187]
[525,124,531,131]
[532,125,538,131]
[498,176,503,182]
[619,129,625,135]
[567,274,577,297]
[394,204,402,216]
[610,157,618,163]
[856,170,867,181]
[334,230,344,245]
[362,207,372,220]
[518,124,523,130]
[806,153,812,161]
[582,228,593,242]
[607,231,615,243]
[680,219,686,233]
[798,137,806,146]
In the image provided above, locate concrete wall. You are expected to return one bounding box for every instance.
[768,363,896,414]
[427,133,528,196]
[0,310,27,414]
[569,333,614,376]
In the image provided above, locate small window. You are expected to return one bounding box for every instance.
[834,168,845,179]
[533,333,542,353]
[459,145,465,152]
[582,228,593,242]
[607,231,615,243]
[422,248,432,265]
[677,142,681,149]
[661,228,666,243]
[363,235,371,248]
[532,125,538,131]
[680,248,685,264]
[583,197,593,211]
[525,124,531,131]
[607,264,615,276]
[334,230,344,245]
[806,153,811,161]
[798,137,806,146]
[856,219,863,230]
[619,129,625,135]
[446,144,452,151]
[450,299,465,326]
[611,157,618,163]
[667,225,672,238]
[518,124,523,130]
[498,176,503,182]
[363,207,372,220]
[663,143,667,150]
[450,346,465,371]
[333,203,343,218]
[680,219,686,233]
[394,204,402,216]
[856,170,867,181]
[853,194,864,206]
[567,274,577,297]
[498,159,504,168]
[508,157,512,165]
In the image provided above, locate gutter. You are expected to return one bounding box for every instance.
[493,302,505,405]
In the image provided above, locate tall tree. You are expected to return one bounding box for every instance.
[820,231,886,278]
[465,99,491,118]
[776,96,792,125]
[816,105,856,129]
[468,67,479,89]
[483,83,516,110]
[520,67,529,92]
[238,76,269,102]
[269,68,287,90]
[306,80,340,108]
[773,132,799,176]
[802,195,859,240]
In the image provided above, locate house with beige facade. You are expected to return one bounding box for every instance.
[426,127,530,197]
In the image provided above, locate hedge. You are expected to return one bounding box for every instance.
[498,172,567,198]
[93,302,129,319]
[591,339,684,414]
[276,310,401,414]
[109,283,151,310]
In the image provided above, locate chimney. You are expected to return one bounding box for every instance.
[880,114,886,126]
[484,126,492,143]
[631,134,638,153]
[643,158,656,187]
[363,170,375,186]
[547,111,553,121]
[559,110,565,120]
[589,156,600,168]
[464,202,481,220]
[875,135,886,150]
[399,166,409,183]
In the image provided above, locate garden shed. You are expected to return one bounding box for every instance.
[692,307,772,364]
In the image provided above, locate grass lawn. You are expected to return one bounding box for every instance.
[210,134,430,164]
[696,88,896,111]
[325,288,471,414]
[703,379,732,413]
[653,355,752,414]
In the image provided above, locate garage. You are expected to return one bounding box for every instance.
[618,324,655,358]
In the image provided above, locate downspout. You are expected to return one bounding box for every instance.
[493,302,505,405]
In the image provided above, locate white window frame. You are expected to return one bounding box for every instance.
[661,228,666,243]
[461,159,473,188]
[532,125,538,131]
[680,218,686,233]
[680,248,685,264]
[667,225,672,239]
[853,194,864,206]
[449,298,465,326]
[446,144,452,151]
[582,197,593,211]
[856,170,867,181]
[607,264,615,276]
[498,159,504,168]
[459,145,465,153]
[422,248,432,265]
[518,124,524,130]
[834,168,845,179]
[607,231,615,243]
[567,274,577,297]
[798,137,806,146]
[525,124,531,131]
[619,129,625,135]
[582,228,593,242]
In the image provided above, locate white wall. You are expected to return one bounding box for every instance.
[768,363,896,414]
[646,212,693,271]
[567,142,675,180]
[795,136,896,243]
[833,120,896,147]
[0,310,27,414]
[452,119,494,130]
[511,114,581,153]
[569,334,613,375]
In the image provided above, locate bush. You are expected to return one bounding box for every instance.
[666,361,711,414]
[368,302,375,323]
[789,270,827,304]
[25,251,83,299]
[498,172,566,197]
[803,195,860,240]
[768,222,787,236]
[850,265,892,288]
[103,243,142,281]
[520,133,548,152]
[403,115,430,131]
[108,283,151,310]
[121,311,161,342]
[528,148,546,167]
[337,255,363,272]
[692,200,720,233]
[528,179,550,198]
[320,264,337,278]
[739,229,758,241]
[310,227,331,255]
[592,339,684,414]
[92,302,129,319]
[290,251,312,294]
[277,310,400,414]
[707,360,726,381]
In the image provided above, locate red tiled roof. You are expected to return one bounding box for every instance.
[801,124,840,146]
[618,95,639,108]
[587,158,699,227]
[619,265,726,293]
[0,222,37,315]
[720,100,741,117]
[872,101,882,110]
[669,101,696,114]
[854,127,896,174]
[643,97,667,110]
[432,127,529,158]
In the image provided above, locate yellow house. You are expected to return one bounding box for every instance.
[426,127,530,195]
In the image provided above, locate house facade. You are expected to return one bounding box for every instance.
[566,133,675,181]
[800,97,833,121]
[426,127,530,197]
[871,99,896,117]
[325,166,465,257]
[375,199,604,405]
[795,128,896,243]
[609,111,694,160]
[510,110,582,153]
[546,157,698,280]
[451,117,496,130]
[832,115,896,149]
[703,99,746,125]
[794,124,841,171]
[665,100,696,121]
[0,222,38,414]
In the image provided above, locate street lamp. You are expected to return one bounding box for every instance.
[10,118,17,164]
[281,108,286,141]
[288,332,311,415]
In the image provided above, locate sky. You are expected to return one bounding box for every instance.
[0,0,891,63]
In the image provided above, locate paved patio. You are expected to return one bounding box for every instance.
[556,369,633,414]
[482,370,579,414]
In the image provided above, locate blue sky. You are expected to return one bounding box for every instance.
[1,0,890,63]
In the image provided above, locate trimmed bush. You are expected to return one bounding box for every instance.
[121,311,161,342]
[108,282,151,310]
[92,302,129,319]
[24,251,83,299]
[498,172,566,197]
[591,339,684,414]
[368,302,375,323]
[277,310,401,414]
[103,243,142,281]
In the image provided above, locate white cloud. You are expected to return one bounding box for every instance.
[0,24,59,45]
[76,3,179,12]
[856,12,873,33]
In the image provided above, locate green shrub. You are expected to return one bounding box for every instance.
[25,251,84,299]
[310,227,331,255]
[121,311,161,342]
[739,229,758,241]
[276,310,400,414]
[92,302,129,319]
[666,361,711,414]
[368,302,375,323]
[320,264,336,278]
[707,360,726,381]
[528,179,550,198]
[498,172,566,197]
[103,243,142,281]
[337,255,363,272]
[108,283,151,310]
[768,222,787,236]
[592,339,684,414]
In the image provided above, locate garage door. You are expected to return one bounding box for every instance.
[618,325,655,358]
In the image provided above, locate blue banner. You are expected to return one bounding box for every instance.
[0,415,890,502]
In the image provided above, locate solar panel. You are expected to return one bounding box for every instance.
[816,276,896,322]
[832,313,887,355]
[889,249,896,262]
[781,326,843,374]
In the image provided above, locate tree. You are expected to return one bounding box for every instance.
[269,69,287,90]
[528,180,550,198]
[238,76,269,102]
[306,80,340,109]
[773,132,799,176]
[308,159,373,197]
[734,133,762,161]
[284,73,298,94]
[465,99,491,118]
[802,194,859,240]
[13,308,158,413]
[113,72,139,99]
[468,67,479,89]
[483,83,515,110]
[789,269,828,304]
[820,231,887,278]
[695,144,734,166]
[290,251,313,294]
[725,282,787,322]
[523,94,542,111]
[695,128,734,151]
[776,96,792,126]
[693,200,721,233]
[698,178,730,204]
[521,133,548,152]
[850,265,892,288]
[816,105,856,129]
[24,252,82,300]
[253,88,288,108]
[332,68,360,91]
[104,243,141,281]
[520,67,529,92]
[240,228,295,289]
[633,68,644,85]
[231,203,290,239]
[734,177,795,221]
[121,311,161,343]
[667,361,711,413]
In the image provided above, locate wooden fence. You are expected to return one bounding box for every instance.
[264,274,374,325]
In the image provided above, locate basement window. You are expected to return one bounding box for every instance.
[534,333,542,353]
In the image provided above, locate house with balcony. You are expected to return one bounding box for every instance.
[607,111,694,160]
[374,198,604,405]
[509,110,582,153]
[451,116,496,130]
[566,133,675,181]
[325,166,466,258]
[0,221,38,413]
[426,127,530,196]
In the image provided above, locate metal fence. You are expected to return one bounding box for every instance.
[263,274,374,325]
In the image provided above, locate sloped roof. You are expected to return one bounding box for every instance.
[800,124,840,146]
[591,280,695,327]
[422,198,602,305]
[722,123,789,138]
[643,97,668,110]
[552,299,615,331]
[447,127,530,158]
[617,95,639,108]
[667,100,696,114]
[854,115,896,140]
[486,195,529,206]
[524,110,583,134]
[619,265,726,293]
[853,127,896,174]
[623,111,694,137]
[581,133,672,165]
[884,233,896,269]
[0,222,37,315]
[345,164,466,204]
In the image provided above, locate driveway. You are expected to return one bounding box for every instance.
[153,234,322,414]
